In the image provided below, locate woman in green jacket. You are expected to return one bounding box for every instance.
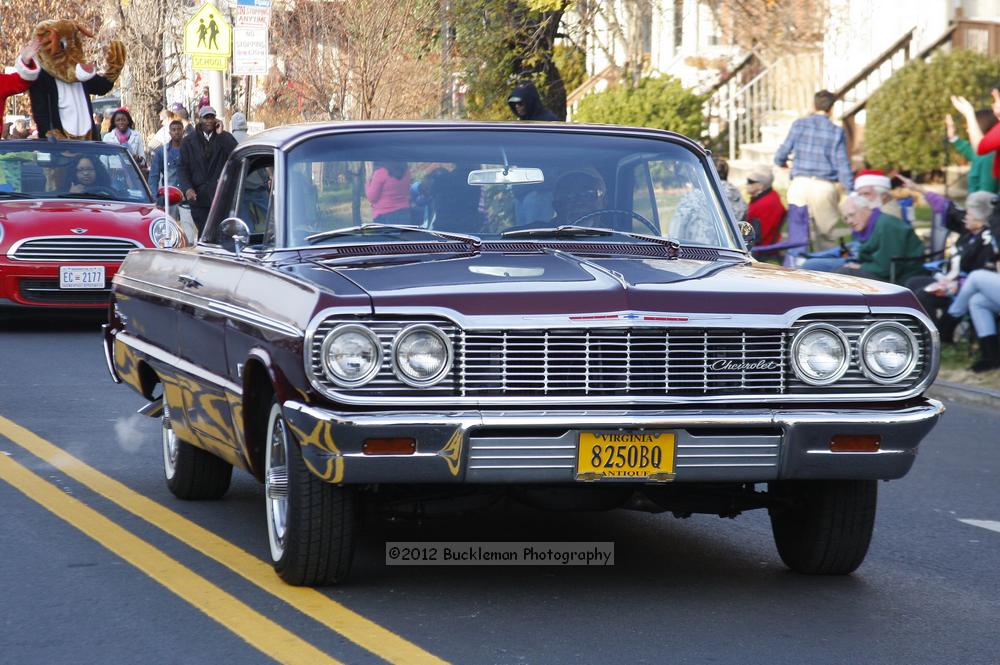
[947,107,998,193]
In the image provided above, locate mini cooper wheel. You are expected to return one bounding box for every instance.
[162,400,232,500]
[264,400,357,586]
[768,480,877,575]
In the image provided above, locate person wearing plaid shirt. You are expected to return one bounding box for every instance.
[774,90,854,249]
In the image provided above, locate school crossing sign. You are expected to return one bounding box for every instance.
[184,2,232,71]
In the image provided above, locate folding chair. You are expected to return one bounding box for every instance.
[751,204,810,267]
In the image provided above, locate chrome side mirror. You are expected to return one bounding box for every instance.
[739,221,757,249]
[220,217,251,257]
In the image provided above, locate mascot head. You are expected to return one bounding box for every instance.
[33,20,95,83]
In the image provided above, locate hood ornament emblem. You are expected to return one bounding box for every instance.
[71,228,88,234]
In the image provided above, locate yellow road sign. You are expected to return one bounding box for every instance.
[185,3,232,58]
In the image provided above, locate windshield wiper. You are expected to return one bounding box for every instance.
[57,192,116,200]
[502,225,679,247]
[501,225,615,239]
[306,223,481,247]
[0,191,34,199]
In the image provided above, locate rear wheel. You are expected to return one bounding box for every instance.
[265,401,357,586]
[162,400,232,500]
[769,480,877,575]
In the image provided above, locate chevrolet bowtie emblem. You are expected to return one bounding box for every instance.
[71,228,88,234]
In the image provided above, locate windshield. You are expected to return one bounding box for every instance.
[283,130,736,249]
[0,142,152,203]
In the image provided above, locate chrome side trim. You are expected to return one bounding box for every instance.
[115,331,243,395]
[114,273,303,338]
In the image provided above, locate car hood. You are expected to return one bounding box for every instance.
[307,250,903,316]
[0,199,158,246]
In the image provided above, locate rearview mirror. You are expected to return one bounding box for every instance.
[468,167,544,186]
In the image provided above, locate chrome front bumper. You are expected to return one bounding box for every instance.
[282,399,945,485]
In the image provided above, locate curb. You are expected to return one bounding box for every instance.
[927,379,1000,409]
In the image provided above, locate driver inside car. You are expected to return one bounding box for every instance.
[63,155,113,195]
[550,169,607,226]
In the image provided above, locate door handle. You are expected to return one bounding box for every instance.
[177,274,202,289]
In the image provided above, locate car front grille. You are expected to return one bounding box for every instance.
[460,328,787,396]
[9,236,142,262]
[18,279,111,305]
[309,314,935,403]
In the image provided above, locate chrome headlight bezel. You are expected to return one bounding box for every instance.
[392,323,453,387]
[149,216,183,248]
[320,324,383,388]
[859,321,919,384]
[790,322,851,385]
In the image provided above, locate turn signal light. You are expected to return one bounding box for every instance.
[830,435,881,452]
[362,437,417,455]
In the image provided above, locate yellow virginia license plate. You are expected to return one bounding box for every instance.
[576,431,676,481]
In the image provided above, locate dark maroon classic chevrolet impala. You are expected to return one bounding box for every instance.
[103,122,943,585]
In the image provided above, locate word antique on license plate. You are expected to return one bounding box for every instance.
[59,265,105,289]
[576,431,676,480]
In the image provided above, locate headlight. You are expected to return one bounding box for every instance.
[393,324,453,387]
[860,322,918,383]
[791,323,850,385]
[321,324,382,387]
[149,217,183,248]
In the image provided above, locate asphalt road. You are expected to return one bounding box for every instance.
[1,312,998,665]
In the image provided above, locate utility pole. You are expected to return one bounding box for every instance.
[441,0,452,118]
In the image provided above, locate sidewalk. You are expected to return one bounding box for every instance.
[928,378,1000,409]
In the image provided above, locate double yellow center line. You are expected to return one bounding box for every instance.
[0,415,448,665]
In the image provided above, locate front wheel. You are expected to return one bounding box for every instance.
[162,400,232,500]
[768,480,877,575]
[264,401,357,586]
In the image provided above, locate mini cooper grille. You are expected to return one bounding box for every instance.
[9,237,142,262]
[310,314,932,402]
[18,279,111,304]
[786,314,930,394]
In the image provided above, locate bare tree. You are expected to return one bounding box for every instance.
[705,0,827,53]
[105,0,190,139]
[266,0,440,123]
[563,0,654,88]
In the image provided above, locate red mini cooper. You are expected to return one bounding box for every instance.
[0,140,185,308]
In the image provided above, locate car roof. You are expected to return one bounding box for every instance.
[234,120,710,157]
[0,139,131,155]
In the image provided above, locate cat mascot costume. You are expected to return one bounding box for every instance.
[28,20,126,140]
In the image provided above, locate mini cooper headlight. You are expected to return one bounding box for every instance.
[860,322,918,383]
[149,217,183,248]
[791,323,850,385]
[321,324,382,386]
[393,324,452,386]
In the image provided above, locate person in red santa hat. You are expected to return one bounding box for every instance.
[0,39,41,119]
[853,169,902,220]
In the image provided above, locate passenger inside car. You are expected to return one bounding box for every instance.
[550,169,607,226]
[425,165,483,233]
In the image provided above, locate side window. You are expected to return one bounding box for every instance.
[205,159,244,243]
[236,155,275,249]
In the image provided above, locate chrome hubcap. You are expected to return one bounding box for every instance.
[265,406,289,561]
[162,401,178,481]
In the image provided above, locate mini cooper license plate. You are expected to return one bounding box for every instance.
[59,266,105,289]
[576,431,676,481]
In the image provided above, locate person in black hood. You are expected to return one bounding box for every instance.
[507,81,558,121]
